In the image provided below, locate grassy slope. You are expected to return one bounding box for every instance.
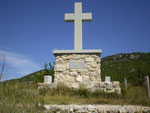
[101,52,150,84]
[0,81,150,113]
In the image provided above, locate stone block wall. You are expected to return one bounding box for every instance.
[38,81,121,94]
[65,81,121,94]
[54,53,101,83]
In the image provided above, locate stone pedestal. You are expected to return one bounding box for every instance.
[50,49,121,94]
[53,50,102,84]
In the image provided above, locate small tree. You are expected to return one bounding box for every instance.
[49,62,54,82]
[44,63,49,75]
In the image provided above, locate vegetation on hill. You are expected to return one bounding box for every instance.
[101,52,150,86]
[19,62,54,83]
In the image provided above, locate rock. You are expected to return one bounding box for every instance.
[89,72,96,76]
[96,57,101,63]
[96,69,101,75]
[62,55,70,60]
[87,66,95,71]
[70,108,73,112]
[55,58,64,64]
[90,62,97,68]
[112,81,120,86]
[130,54,140,59]
[70,82,79,89]
[85,57,94,62]
[82,76,90,82]
[115,87,121,94]
[63,71,69,75]
[99,82,106,88]
[105,88,115,93]
[106,83,113,90]
[87,82,96,89]
[87,105,95,111]
[76,76,83,82]
[90,77,98,81]
[70,72,78,76]
[65,75,75,82]
[55,64,66,71]
[66,62,69,69]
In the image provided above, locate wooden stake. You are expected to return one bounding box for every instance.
[144,76,150,99]
[124,77,128,89]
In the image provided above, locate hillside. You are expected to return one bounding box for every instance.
[101,52,150,85]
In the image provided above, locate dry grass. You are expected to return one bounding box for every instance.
[0,80,150,113]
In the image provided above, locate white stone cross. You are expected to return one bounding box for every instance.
[65,2,92,51]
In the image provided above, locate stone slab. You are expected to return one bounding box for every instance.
[69,60,85,69]
[44,76,52,84]
[105,76,111,82]
[53,49,102,55]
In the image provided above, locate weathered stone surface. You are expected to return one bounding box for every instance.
[54,54,101,83]
[55,57,64,64]
[89,71,96,76]
[99,82,106,88]
[112,81,120,86]
[115,87,121,94]
[85,57,94,62]
[82,76,90,82]
[106,82,113,90]
[62,71,69,75]
[42,81,121,94]
[55,64,66,71]
[65,75,75,82]
[86,82,96,89]
[70,71,78,76]
[44,105,150,113]
[96,57,101,63]
[68,82,79,89]
[76,76,83,82]
[89,61,97,68]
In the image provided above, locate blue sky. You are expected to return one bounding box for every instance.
[0,0,150,80]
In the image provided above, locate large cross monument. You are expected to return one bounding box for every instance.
[53,2,102,88]
[37,2,121,94]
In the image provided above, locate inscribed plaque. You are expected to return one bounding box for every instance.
[69,60,85,69]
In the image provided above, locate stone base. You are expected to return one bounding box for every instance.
[38,83,57,90]
[38,81,121,94]
[53,53,101,83]
[64,81,121,94]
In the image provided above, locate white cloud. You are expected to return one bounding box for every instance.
[0,50,41,80]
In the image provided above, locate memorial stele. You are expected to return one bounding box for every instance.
[51,2,121,93]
